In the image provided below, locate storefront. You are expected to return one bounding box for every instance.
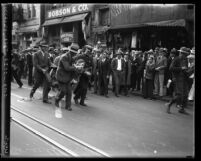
[42,4,93,48]
[17,24,40,50]
[108,4,194,52]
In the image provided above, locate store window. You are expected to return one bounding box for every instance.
[99,8,109,26]
[27,4,31,19]
[32,4,36,18]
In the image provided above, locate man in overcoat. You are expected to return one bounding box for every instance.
[98,50,110,97]
[122,52,132,96]
[55,43,83,110]
[29,42,52,104]
[167,47,190,114]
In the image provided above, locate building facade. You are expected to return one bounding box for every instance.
[42,4,111,49]
[12,3,43,50]
[107,4,195,51]
[12,4,195,51]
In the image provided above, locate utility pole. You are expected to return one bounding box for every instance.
[1,3,12,157]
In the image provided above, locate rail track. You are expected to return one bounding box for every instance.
[11,104,110,157]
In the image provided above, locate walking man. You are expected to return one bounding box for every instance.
[29,42,52,104]
[167,47,190,114]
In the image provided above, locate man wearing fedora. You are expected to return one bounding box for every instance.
[111,48,125,97]
[29,41,52,104]
[122,52,132,96]
[92,48,101,94]
[55,43,86,110]
[154,48,168,97]
[97,50,110,97]
[167,47,190,114]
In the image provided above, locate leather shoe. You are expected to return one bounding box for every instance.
[74,98,79,104]
[80,102,87,106]
[178,109,189,115]
[43,100,51,104]
[66,107,72,111]
[55,100,59,107]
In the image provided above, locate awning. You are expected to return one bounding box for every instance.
[93,26,110,34]
[42,18,63,27]
[17,25,40,33]
[32,37,43,44]
[109,19,186,30]
[60,13,88,24]
[145,19,186,27]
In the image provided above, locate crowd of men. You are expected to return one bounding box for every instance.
[11,41,195,114]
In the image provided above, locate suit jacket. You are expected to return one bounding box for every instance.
[169,56,188,82]
[26,52,33,67]
[56,52,76,83]
[33,50,51,77]
[92,57,99,75]
[111,58,125,72]
[155,55,167,74]
[122,59,132,85]
[98,58,110,77]
[145,61,155,80]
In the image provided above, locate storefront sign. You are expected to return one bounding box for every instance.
[61,32,74,42]
[47,4,92,19]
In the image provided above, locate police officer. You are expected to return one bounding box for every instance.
[29,42,52,104]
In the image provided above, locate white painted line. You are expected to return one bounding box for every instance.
[12,117,78,157]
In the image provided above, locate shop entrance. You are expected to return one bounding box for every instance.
[78,21,86,48]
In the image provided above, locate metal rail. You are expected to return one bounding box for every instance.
[11,104,110,157]
[11,118,77,157]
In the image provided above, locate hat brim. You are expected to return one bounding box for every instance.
[178,50,189,54]
[39,45,48,47]
[69,49,78,54]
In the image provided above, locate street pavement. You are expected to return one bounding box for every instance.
[10,121,69,157]
[10,80,194,157]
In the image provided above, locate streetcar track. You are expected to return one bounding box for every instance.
[11,104,110,157]
[11,118,77,157]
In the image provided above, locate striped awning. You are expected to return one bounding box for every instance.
[109,19,186,30]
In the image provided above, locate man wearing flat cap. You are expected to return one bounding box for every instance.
[29,41,52,104]
[168,46,190,114]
